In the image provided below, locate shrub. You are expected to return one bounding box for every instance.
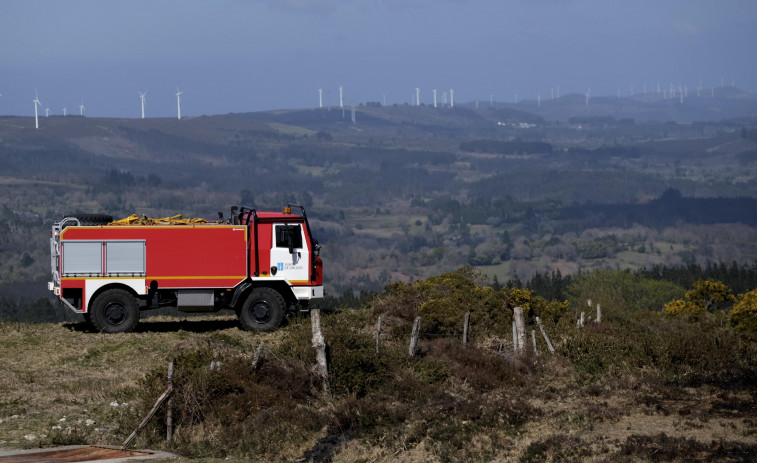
[566,269,686,314]
[731,289,757,332]
[662,299,704,318]
[373,267,568,340]
[684,278,735,311]
[532,297,569,325]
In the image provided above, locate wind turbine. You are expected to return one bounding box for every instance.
[176,88,183,120]
[415,88,420,106]
[449,88,454,108]
[79,99,85,116]
[433,89,437,108]
[63,106,67,116]
[318,88,323,108]
[338,85,343,108]
[45,107,50,117]
[138,91,147,119]
[33,91,42,129]
[585,88,590,107]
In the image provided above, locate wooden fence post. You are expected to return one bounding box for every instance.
[512,321,518,353]
[513,306,526,354]
[123,361,174,449]
[536,316,555,354]
[408,317,421,358]
[311,309,330,395]
[166,361,174,443]
[463,311,470,345]
[251,342,265,371]
[376,316,382,354]
[531,329,538,356]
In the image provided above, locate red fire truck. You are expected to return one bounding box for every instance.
[48,205,323,333]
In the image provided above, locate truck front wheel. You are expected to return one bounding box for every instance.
[90,289,140,333]
[238,287,285,332]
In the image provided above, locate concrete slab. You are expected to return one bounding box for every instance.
[0,445,175,462]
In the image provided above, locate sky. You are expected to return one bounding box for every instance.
[2,0,756,118]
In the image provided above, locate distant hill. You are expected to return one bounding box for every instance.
[492,87,757,123]
[1,97,757,299]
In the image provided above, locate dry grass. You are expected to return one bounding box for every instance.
[1,310,756,462]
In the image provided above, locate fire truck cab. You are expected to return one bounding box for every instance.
[48,205,323,333]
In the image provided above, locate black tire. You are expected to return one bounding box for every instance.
[238,287,286,332]
[90,288,140,333]
[68,214,113,226]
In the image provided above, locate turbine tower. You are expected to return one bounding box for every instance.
[33,91,42,129]
[585,88,590,107]
[45,107,50,117]
[449,88,454,108]
[338,85,343,109]
[415,87,420,106]
[176,88,183,120]
[138,91,147,119]
[433,89,437,108]
[63,106,67,116]
[318,88,323,108]
[79,99,85,116]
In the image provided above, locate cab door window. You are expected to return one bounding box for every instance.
[275,225,303,252]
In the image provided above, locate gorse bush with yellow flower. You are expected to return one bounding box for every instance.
[664,279,736,319]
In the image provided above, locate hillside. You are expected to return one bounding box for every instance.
[0,268,755,462]
[1,96,757,315]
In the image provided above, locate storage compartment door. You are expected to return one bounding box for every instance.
[62,241,102,277]
[105,241,146,276]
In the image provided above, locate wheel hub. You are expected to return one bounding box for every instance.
[104,302,127,325]
[251,301,271,323]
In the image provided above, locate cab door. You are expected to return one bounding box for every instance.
[269,223,309,283]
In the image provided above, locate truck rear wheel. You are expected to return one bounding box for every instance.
[238,287,285,332]
[90,288,140,333]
